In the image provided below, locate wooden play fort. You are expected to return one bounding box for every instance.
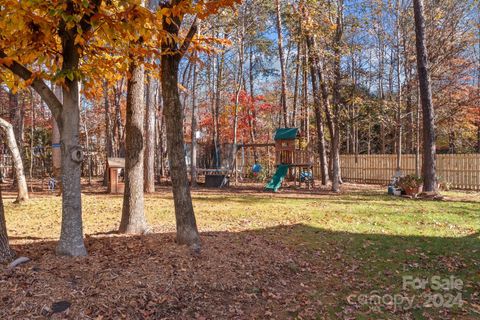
[194,128,315,191]
[274,128,313,167]
[265,128,315,192]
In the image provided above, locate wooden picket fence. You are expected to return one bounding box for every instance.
[327,154,480,191]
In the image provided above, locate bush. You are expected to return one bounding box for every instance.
[397,174,423,190]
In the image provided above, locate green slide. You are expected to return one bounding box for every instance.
[265,164,289,192]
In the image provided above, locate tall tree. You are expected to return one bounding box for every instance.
[0,0,103,256]
[144,0,158,194]
[413,0,437,192]
[232,3,246,182]
[103,82,113,187]
[306,36,329,185]
[395,0,403,173]
[275,0,288,127]
[160,6,201,247]
[158,0,238,246]
[190,49,199,188]
[331,0,344,193]
[119,58,149,234]
[103,82,114,158]
[0,117,29,203]
[144,76,157,193]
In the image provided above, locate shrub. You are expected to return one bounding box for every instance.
[398,174,423,190]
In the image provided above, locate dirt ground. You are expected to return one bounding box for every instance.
[0,179,478,319]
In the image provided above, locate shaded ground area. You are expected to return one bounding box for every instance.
[1,181,479,319]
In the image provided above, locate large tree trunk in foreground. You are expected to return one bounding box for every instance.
[413,0,437,192]
[119,61,148,234]
[144,75,156,193]
[1,38,87,258]
[161,52,200,247]
[56,79,87,257]
[0,187,15,263]
[0,117,29,203]
[0,1,101,257]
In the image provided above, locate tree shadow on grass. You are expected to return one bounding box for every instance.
[3,225,479,319]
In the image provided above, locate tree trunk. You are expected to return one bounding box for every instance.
[114,81,125,157]
[29,89,35,181]
[81,107,92,185]
[0,117,29,203]
[213,52,224,168]
[301,43,309,143]
[103,81,113,187]
[306,36,329,185]
[395,0,403,173]
[275,0,288,127]
[156,87,165,179]
[248,46,258,161]
[190,53,199,188]
[0,1,102,257]
[413,0,437,192]
[378,24,386,154]
[292,40,301,128]
[331,4,344,193]
[56,79,87,257]
[52,86,62,195]
[314,52,334,177]
[232,12,245,183]
[0,186,15,263]
[161,52,200,247]
[404,47,414,154]
[9,92,25,166]
[415,89,421,176]
[119,61,148,234]
[144,75,156,193]
[104,82,114,158]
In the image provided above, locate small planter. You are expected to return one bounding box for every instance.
[397,174,424,197]
[403,185,423,196]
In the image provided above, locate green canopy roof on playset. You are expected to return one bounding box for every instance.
[274,128,299,141]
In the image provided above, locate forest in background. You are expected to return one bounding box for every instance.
[0,0,478,178]
[0,0,478,260]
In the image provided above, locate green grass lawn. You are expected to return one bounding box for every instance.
[3,186,480,319]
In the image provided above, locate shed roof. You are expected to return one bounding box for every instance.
[274,128,299,141]
[107,157,125,168]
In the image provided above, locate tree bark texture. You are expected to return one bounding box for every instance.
[0,117,29,203]
[413,0,437,192]
[161,12,200,246]
[119,61,148,234]
[52,86,62,195]
[161,53,200,246]
[144,75,156,193]
[306,36,329,185]
[190,56,198,188]
[56,79,87,257]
